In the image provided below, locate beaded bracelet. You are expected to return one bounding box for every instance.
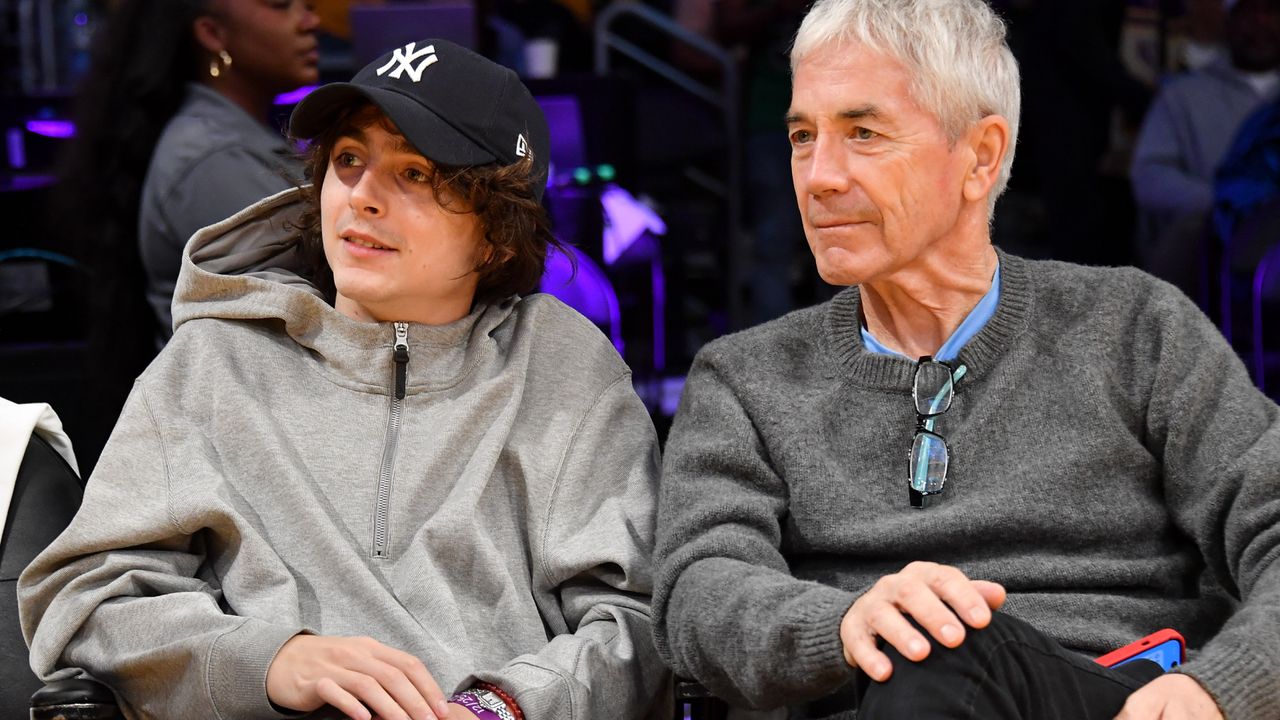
[450,690,511,720]
[475,681,525,720]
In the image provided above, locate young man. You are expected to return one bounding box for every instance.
[22,40,667,720]
[654,1,1280,719]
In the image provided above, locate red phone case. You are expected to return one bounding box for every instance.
[1094,628,1186,667]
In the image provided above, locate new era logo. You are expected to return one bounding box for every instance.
[376,42,438,83]
[515,134,529,158]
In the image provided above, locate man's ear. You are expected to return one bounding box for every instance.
[192,15,226,57]
[961,114,1011,204]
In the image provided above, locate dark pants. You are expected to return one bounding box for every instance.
[803,613,1165,720]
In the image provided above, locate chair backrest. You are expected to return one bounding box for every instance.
[0,432,84,716]
[0,248,89,343]
[675,679,729,719]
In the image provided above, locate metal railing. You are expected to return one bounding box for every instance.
[594,1,746,330]
[17,0,58,95]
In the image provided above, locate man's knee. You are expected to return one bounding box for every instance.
[855,612,1047,718]
[882,612,1043,669]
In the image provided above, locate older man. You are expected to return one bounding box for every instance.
[653,1,1280,719]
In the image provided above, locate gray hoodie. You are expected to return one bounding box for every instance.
[20,188,668,719]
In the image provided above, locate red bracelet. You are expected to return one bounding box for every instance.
[475,681,524,720]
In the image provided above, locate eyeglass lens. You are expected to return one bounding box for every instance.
[914,361,955,416]
[910,431,948,493]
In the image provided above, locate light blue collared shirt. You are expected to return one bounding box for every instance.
[860,265,1001,362]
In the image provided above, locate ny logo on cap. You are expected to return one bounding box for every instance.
[376,42,438,83]
[515,134,529,158]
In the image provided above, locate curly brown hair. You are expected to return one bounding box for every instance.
[293,103,567,306]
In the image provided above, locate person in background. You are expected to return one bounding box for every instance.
[715,0,820,325]
[1179,0,1229,71]
[137,0,320,337]
[1131,0,1280,298]
[1012,0,1150,268]
[21,39,667,720]
[654,0,1280,718]
[50,0,320,474]
[1213,94,1280,276]
[1212,93,1280,344]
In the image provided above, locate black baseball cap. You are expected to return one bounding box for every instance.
[290,39,550,201]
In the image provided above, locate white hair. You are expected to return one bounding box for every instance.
[791,0,1022,206]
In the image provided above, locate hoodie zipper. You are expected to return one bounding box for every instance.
[372,321,409,558]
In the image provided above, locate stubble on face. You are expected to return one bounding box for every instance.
[787,43,969,288]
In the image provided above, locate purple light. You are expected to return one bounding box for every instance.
[74,12,88,25]
[2,174,56,192]
[660,376,685,417]
[651,252,666,372]
[6,128,26,170]
[25,120,75,138]
[600,184,666,265]
[1253,249,1275,392]
[274,85,318,105]
[539,246,624,355]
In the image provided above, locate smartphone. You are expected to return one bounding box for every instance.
[1095,628,1186,671]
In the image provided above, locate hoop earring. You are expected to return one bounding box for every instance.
[209,50,233,78]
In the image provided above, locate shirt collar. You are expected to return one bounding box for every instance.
[860,263,1002,362]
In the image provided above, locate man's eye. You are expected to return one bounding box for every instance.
[335,152,361,168]
[789,129,813,145]
[854,127,878,140]
[404,168,432,184]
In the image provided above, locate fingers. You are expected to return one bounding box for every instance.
[840,563,1001,681]
[402,656,449,719]
[315,676,373,720]
[342,638,443,720]
[972,580,1008,613]
[1114,684,1161,720]
[910,562,996,630]
[1114,673,1223,720]
[896,573,972,649]
[267,634,446,720]
[885,562,990,651]
[840,607,893,681]
[368,641,450,719]
[841,570,962,680]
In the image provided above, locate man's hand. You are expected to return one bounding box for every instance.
[839,561,1006,681]
[1115,674,1224,720]
[266,634,450,720]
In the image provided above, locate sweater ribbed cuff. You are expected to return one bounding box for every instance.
[1181,640,1280,720]
[206,618,307,719]
[790,587,859,684]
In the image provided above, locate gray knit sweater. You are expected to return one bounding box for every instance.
[653,251,1280,719]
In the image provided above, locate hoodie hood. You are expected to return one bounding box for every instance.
[171,187,515,393]
[174,187,327,323]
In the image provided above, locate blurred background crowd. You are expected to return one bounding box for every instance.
[1,0,1278,473]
